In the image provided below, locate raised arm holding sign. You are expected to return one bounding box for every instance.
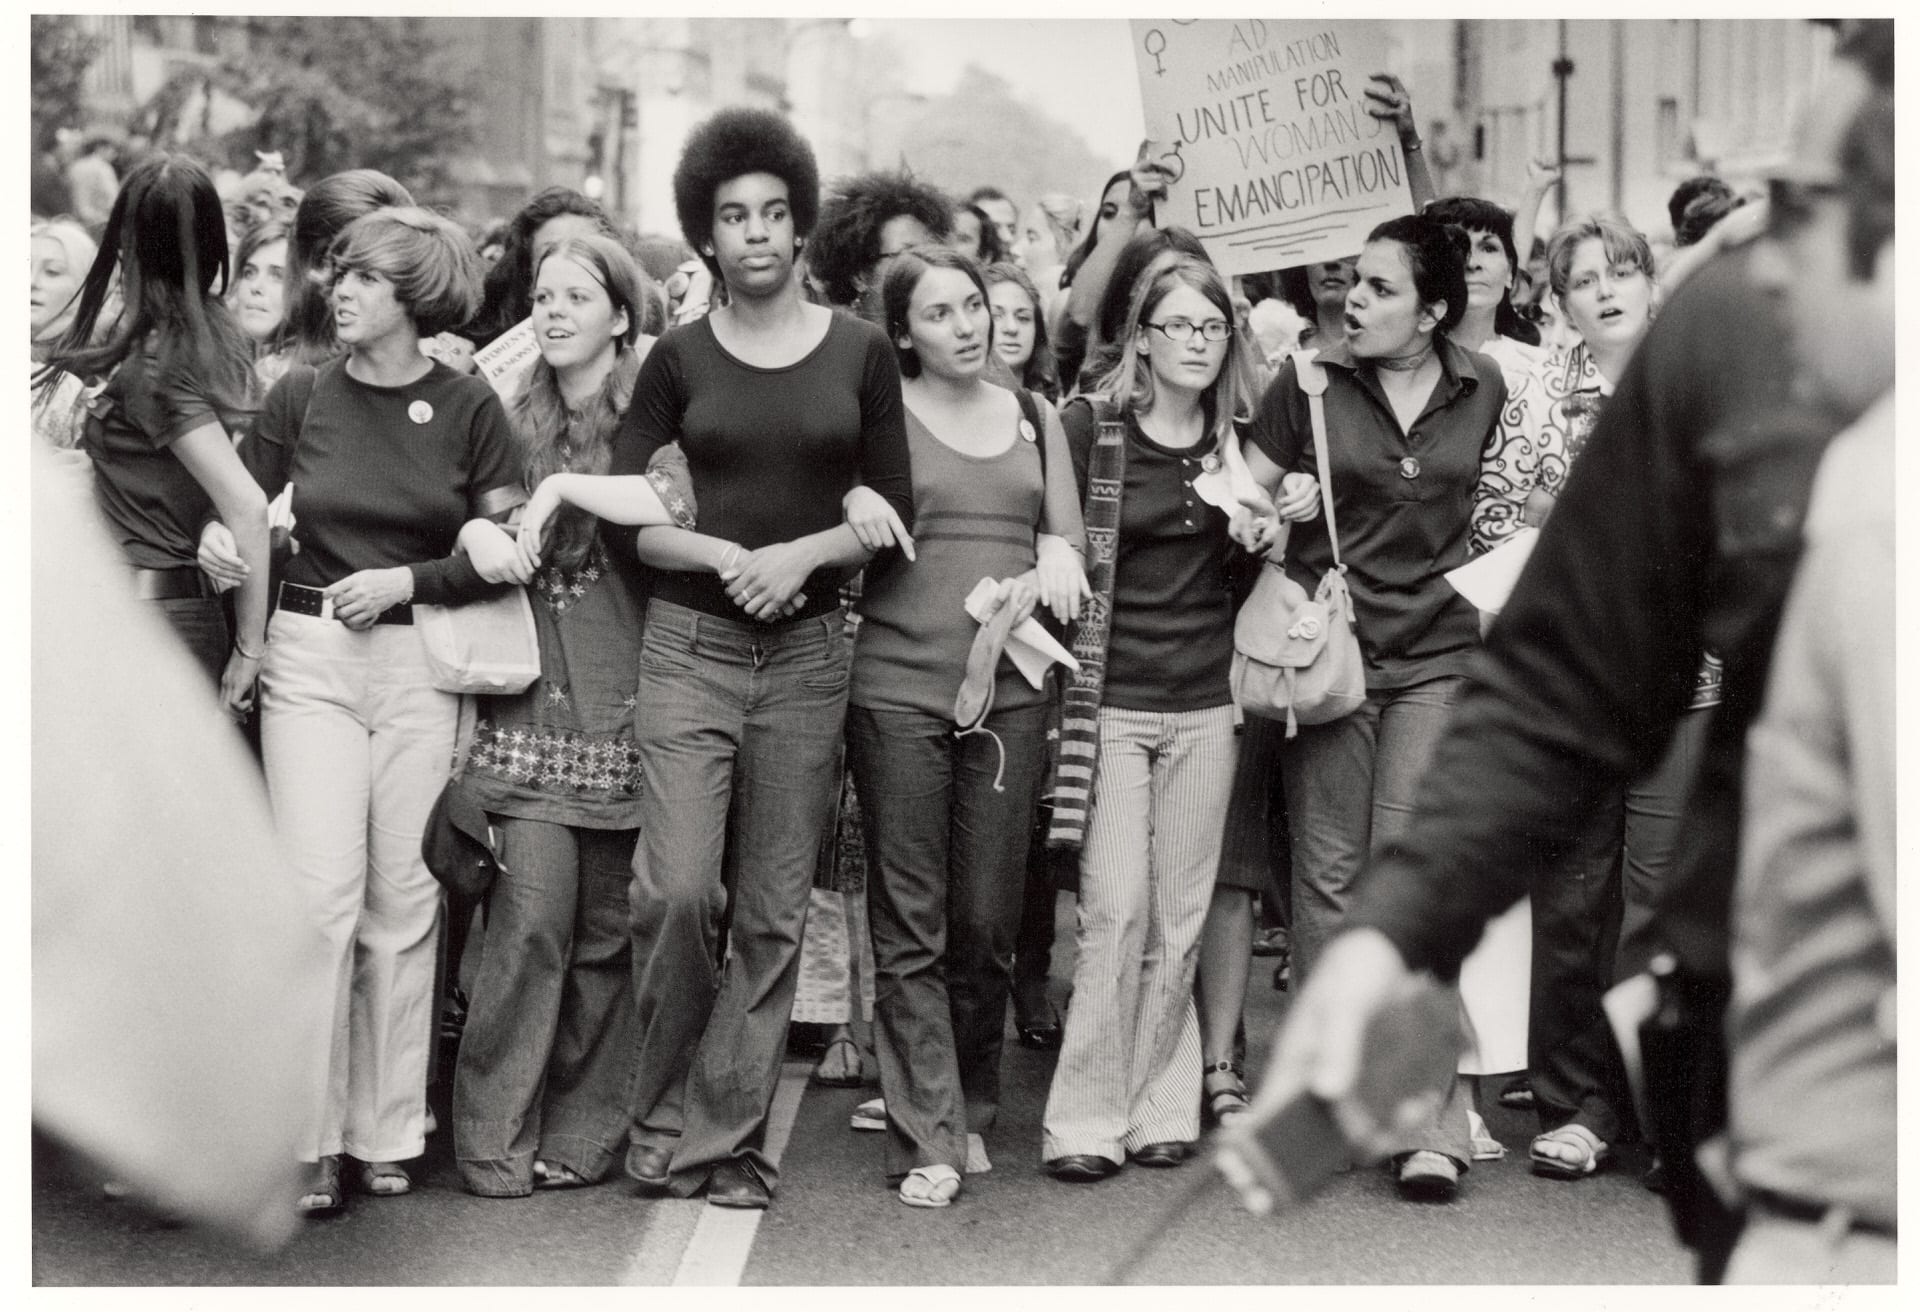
[1131,20,1427,275]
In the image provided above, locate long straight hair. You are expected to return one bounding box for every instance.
[39,153,254,424]
[1093,253,1249,452]
[509,234,651,574]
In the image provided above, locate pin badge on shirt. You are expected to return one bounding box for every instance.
[409,400,434,425]
[1018,418,1037,444]
[1201,453,1222,474]
[1400,456,1420,480]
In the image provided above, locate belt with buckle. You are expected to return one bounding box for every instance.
[133,567,216,601]
[1747,1188,1896,1238]
[276,581,413,626]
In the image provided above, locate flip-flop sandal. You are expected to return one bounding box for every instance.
[810,1034,865,1088]
[299,1156,346,1216]
[898,1164,961,1208]
[533,1159,589,1190]
[1529,1123,1608,1180]
[352,1160,413,1197]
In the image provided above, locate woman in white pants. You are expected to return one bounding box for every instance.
[242,207,526,1214]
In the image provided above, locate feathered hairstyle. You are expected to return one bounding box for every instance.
[982,260,1059,400]
[673,107,821,278]
[807,169,954,309]
[463,187,617,348]
[1093,252,1250,451]
[38,153,255,425]
[277,168,413,365]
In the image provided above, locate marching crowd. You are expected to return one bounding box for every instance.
[31,18,1891,1283]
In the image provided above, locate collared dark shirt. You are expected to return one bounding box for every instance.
[1347,249,1844,982]
[1247,335,1505,691]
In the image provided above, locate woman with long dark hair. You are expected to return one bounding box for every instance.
[851,245,1086,1206]
[1237,214,1507,1201]
[983,260,1059,401]
[38,154,270,714]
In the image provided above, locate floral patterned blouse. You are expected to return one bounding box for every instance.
[462,442,696,829]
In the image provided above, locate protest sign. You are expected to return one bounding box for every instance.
[474,317,540,402]
[1131,20,1413,275]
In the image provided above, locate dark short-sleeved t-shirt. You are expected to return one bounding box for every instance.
[1248,338,1505,691]
[608,309,913,622]
[243,359,524,607]
[1063,398,1235,713]
[81,349,227,571]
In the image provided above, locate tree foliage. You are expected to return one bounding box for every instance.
[142,17,473,202]
[887,66,1117,215]
[31,15,101,154]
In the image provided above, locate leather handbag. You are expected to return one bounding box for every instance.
[415,585,540,695]
[421,700,505,899]
[1230,349,1367,737]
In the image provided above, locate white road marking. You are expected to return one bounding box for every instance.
[618,1059,814,1287]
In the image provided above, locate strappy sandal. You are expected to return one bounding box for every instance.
[351,1159,413,1197]
[810,1033,865,1088]
[299,1155,346,1217]
[1203,1059,1252,1127]
[898,1164,961,1208]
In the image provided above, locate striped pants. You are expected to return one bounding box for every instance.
[1042,705,1238,1163]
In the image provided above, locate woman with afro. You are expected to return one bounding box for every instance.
[608,107,915,1210]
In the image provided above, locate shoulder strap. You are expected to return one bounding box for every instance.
[1291,348,1341,568]
[1014,386,1045,479]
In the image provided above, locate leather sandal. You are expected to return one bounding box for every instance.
[299,1155,346,1217]
[1203,1059,1252,1126]
[898,1164,962,1208]
[810,1033,865,1088]
[1529,1123,1609,1180]
[352,1159,412,1197]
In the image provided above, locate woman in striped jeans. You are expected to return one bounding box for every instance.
[1041,251,1315,1181]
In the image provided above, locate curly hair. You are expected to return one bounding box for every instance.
[464,187,616,348]
[672,107,821,276]
[807,170,954,309]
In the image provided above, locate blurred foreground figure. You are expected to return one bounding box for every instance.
[1253,21,1891,1282]
[1720,76,1895,1283]
[32,445,330,1249]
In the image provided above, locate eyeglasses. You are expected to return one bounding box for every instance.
[1146,317,1233,343]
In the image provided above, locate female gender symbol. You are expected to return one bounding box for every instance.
[1143,28,1167,76]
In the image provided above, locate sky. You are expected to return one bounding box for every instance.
[868,18,1148,173]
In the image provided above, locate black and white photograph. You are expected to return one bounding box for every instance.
[26,7,1897,1292]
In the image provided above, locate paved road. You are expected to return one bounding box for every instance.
[33,899,1692,1287]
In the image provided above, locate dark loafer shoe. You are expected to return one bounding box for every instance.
[1129,1141,1194,1169]
[624,1143,673,1191]
[705,1158,772,1209]
[1045,1153,1120,1183]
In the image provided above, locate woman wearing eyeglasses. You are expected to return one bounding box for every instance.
[1040,251,1315,1184]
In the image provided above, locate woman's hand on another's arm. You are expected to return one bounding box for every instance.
[1033,534,1090,626]
[459,518,532,585]
[1275,472,1320,522]
[844,484,916,561]
[198,521,247,592]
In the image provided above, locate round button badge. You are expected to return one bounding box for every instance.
[1201,453,1222,474]
[409,400,434,425]
[1399,456,1421,480]
[1018,418,1037,443]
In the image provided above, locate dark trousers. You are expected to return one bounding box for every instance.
[1529,709,1711,1143]
[153,594,229,686]
[625,601,851,1196]
[454,819,640,1195]
[848,701,1049,1179]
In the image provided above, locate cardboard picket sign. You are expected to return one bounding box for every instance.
[1131,19,1414,275]
[473,317,540,403]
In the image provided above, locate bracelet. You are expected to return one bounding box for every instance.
[234,636,268,660]
[720,542,744,573]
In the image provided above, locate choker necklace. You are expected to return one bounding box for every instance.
[1374,343,1434,373]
